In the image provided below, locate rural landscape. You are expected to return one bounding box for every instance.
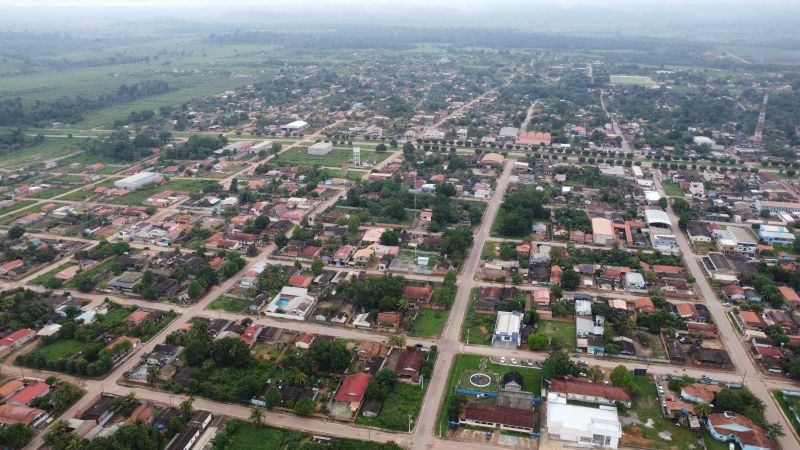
[1,1,800,450]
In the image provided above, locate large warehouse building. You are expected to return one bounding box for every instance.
[280,120,309,133]
[307,142,333,155]
[115,172,160,191]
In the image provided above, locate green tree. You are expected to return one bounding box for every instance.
[187,280,204,299]
[609,365,633,388]
[527,333,548,350]
[311,259,323,276]
[294,397,314,416]
[760,208,771,218]
[0,423,34,449]
[388,335,407,348]
[8,225,25,240]
[380,229,400,246]
[541,352,579,380]
[348,215,361,233]
[249,406,263,428]
[587,366,604,383]
[265,386,281,409]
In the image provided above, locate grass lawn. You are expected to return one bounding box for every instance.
[773,391,800,437]
[610,75,654,85]
[30,262,75,286]
[661,181,684,197]
[209,295,251,313]
[30,339,85,361]
[461,290,496,345]
[436,354,543,437]
[216,420,390,450]
[622,376,712,450]
[110,179,217,205]
[410,309,449,338]
[540,320,576,350]
[322,167,367,181]
[0,138,83,170]
[355,382,426,431]
[29,186,77,199]
[0,200,37,218]
[275,146,390,167]
[63,259,118,289]
[58,190,96,201]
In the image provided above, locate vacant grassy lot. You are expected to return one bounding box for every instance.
[610,75,654,85]
[0,200,37,218]
[111,179,217,205]
[661,181,684,197]
[216,420,389,450]
[322,167,367,181]
[31,339,84,361]
[275,146,390,167]
[410,309,449,338]
[355,382,426,431]
[773,391,800,437]
[540,320,577,350]
[0,138,84,170]
[461,290,496,345]
[29,186,77,199]
[30,262,76,286]
[209,295,251,313]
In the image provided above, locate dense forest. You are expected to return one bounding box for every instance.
[0,80,171,127]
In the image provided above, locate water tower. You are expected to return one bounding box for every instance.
[353,146,361,166]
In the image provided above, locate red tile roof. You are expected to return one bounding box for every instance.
[6,382,49,406]
[0,404,45,426]
[403,284,434,302]
[681,383,722,403]
[335,373,372,404]
[0,329,35,347]
[707,412,772,450]
[396,350,425,382]
[549,378,632,403]
[463,403,534,429]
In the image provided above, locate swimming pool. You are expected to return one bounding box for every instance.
[275,298,290,308]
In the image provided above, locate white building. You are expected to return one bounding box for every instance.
[592,218,614,245]
[308,142,333,155]
[758,225,795,246]
[280,120,309,133]
[546,393,622,449]
[115,172,160,191]
[651,234,680,254]
[624,272,647,292]
[492,311,523,349]
[250,140,273,153]
[713,226,758,256]
[498,126,519,141]
[644,209,671,228]
[263,286,316,321]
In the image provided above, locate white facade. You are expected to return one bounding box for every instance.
[546,393,622,449]
[281,120,309,133]
[115,172,159,191]
[592,218,614,245]
[308,142,333,155]
[651,234,680,254]
[492,311,523,349]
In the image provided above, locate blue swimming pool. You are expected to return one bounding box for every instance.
[275,298,290,308]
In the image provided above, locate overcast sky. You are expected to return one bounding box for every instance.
[2,0,798,37]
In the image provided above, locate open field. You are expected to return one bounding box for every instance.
[110,179,217,205]
[208,295,251,313]
[610,75,656,86]
[0,138,84,169]
[275,146,391,167]
[540,320,577,350]
[773,391,800,437]
[355,382,427,431]
[718,45,800,65]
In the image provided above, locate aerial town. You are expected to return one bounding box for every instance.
[1,3,800,450]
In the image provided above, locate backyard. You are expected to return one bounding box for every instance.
[773,391,800,437]
[461,292,496,346]
[621,376,729,450]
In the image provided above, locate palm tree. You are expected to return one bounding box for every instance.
[388,334,407,348]
[694,403,711,418]
[765,422,785,437]
[294,372,309,387]
[249,406,263,428]
[587,366,604,383]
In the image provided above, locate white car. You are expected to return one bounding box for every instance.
[510,358,517,365]
[500,356,506,364]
